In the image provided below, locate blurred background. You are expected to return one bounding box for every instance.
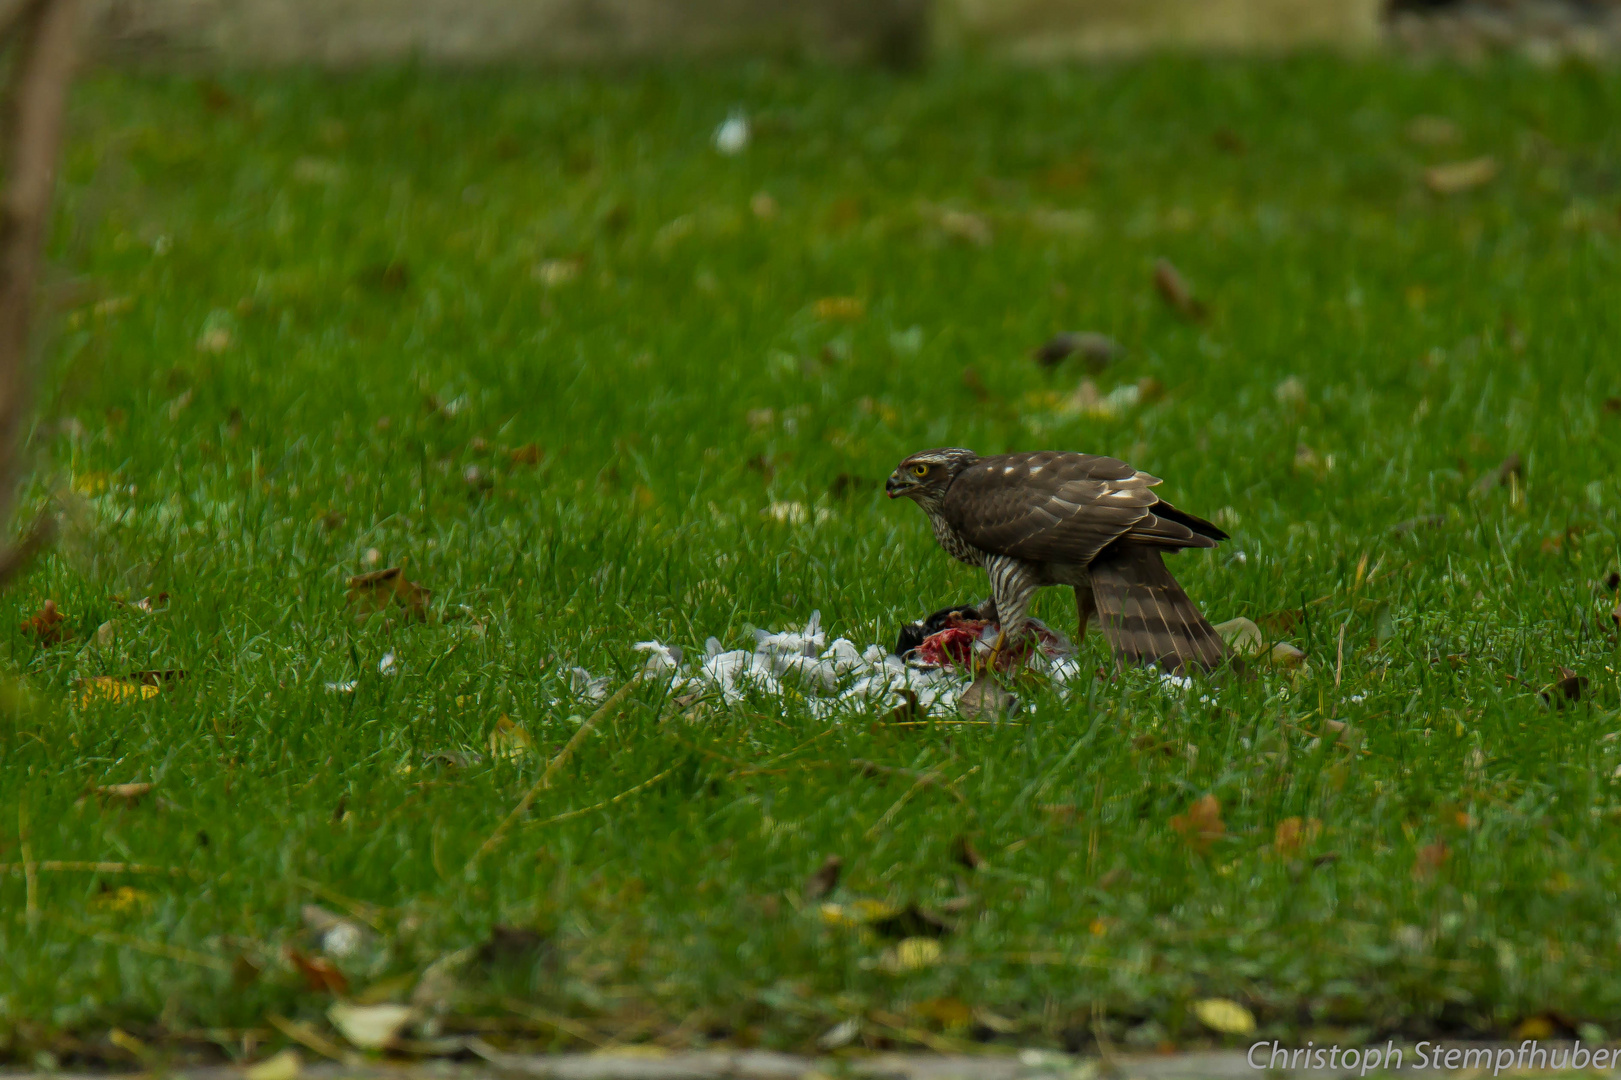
[80,0,1621,67]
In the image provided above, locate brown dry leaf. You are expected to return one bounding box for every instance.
[1170,794,1225,853]
[805,854,843,899]
[951,834,984,871]
[488,715,535,760]
[1273,816,1322,858]
[912,997,973,1028]
[1152,258,1207,321]
[76,677,161,706]
[814,296,865,321]
[1542,666,1588,708]
[346,566,432,623]
[21,599,67,644]
[1411,840,1449,882]
[870,902,954,941]
[1031,331,1124,372]
[285,947,349,995]
[1424,156,1498,195]
[509,443,543,466]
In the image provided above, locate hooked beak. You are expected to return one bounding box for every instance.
[885,470,909,499]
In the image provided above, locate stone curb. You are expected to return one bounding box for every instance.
[6,1044,1620,1080]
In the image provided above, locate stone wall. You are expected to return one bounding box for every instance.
[87,0,1384,66]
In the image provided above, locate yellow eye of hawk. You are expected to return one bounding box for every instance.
[910,463,929,477]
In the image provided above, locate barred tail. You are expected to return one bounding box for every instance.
[1090,544,1226,673]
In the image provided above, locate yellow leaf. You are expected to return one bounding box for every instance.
[1193,997,1256,1036]
[91,886,150,913]
[328,1002,416,1050]
[1513,1015,1556,1041]
[488,715,534,760]
[882,937,942,972]
[814,296,865,320]
[244,1049,302,1080]
[819,899,898,928]
[76,678,160,707]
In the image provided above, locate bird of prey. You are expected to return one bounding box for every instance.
[885,448,1227,672]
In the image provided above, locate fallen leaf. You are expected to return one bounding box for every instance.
[328,1002,416,1050]
[1193,998,1256,1036]
[814,296,865,320]
[819,898,898,928]
[21,599,67,644]
[1152,258,1207,320]
[1273,816,1322,858]
[1513,1015,1557,1041]
[912,997,973,1028]
[488,715,534,760]
[286,947,349,995]
[1031,331,1124,372]
[1212,617,1263,657]
[950,835,984,871]
[95,782,153,805]
[1425,156,1498,195]
[509,442,543,466]
[75,677,161,706]
[244,1049,302,1080]
[1542,666,1588,708]
[1170,794,1225,853]
[1268,642,1308,669]
[805,854,843,899]
[880,936,942,972]
[90,885,149,912]
[1412,840,1449,882]
[818,1018,861,1050]
[346,566,432,622]
[871,902,954,940]
[1274,375,1307,412]
[478,924,552,966]
[939,209,992,246]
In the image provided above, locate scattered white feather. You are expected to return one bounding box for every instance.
[713,112,750,155]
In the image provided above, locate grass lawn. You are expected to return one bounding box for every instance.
[4,53,1621,1066]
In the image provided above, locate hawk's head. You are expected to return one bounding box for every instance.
[885,448,978,509]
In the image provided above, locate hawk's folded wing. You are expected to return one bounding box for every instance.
[939,451,1217,566]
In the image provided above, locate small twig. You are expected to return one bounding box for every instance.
[0,859,208,879]
[467,681,635,870]
[498,1000,608,1047]
[266,1014,359,1065]
[525,766,677,830]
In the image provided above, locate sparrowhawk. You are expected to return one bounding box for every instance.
[885,448,1227,672]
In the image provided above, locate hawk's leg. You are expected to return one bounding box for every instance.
[1074,583,1096,640]
[982,554,1040,672]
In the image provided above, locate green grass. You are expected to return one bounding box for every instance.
[4,54,1621,1065]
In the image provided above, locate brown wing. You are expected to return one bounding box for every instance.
[940,451,1219,566]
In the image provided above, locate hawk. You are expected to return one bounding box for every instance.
[885,448,1228,672]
